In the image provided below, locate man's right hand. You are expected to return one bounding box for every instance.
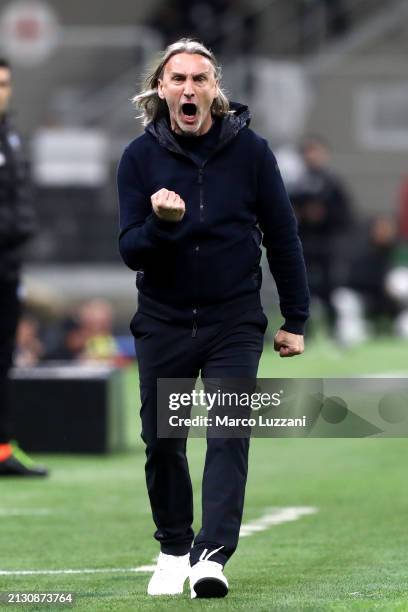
[151,188,185,222]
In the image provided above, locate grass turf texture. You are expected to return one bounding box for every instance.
[1,336,408,610]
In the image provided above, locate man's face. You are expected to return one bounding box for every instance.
[303,142,329,170]
[158,53,218,136]
[0,67,12,116]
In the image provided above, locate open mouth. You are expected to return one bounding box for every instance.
[181,103,197,116]
[180,103,198,123]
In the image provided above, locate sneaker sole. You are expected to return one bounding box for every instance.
[193,577,228,598]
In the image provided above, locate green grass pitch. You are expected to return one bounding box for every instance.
[1,336,408,610]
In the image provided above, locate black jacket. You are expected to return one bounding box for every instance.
[117,102,310,334]
[0,114,36,282]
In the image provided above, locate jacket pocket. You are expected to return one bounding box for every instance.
[130,311,151,340]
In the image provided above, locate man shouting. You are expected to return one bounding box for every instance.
[117,38,309,599]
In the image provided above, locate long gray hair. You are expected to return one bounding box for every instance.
[132,38,231,126]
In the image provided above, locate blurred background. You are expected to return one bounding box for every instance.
[1,0,408,452]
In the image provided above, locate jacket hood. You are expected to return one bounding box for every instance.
[145,101,251,157]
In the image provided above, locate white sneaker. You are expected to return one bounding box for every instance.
[147,552,190,596]
[190,560,229,599]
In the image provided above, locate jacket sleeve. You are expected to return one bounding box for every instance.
[0,155,36,249]
[117,145,181,271]
[256,141,310,335]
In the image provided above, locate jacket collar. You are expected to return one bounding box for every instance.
[145,101,251,160]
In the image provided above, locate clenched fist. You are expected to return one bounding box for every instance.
[273,329,304,358]
[151,188,185,222]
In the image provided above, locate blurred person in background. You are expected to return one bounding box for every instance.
[396,175,408,266]
[299,135,354,229]
[43,300,127,365]
[373,177,408,338]
[291,134,354,335]
[43,315,87,362]
[0,58,47,477]
[78,298,119,363]
[15,314,44,367]
[398,175,408,241]
[118,38,309,598]
[331,216,401,346]
[385,176,408,334]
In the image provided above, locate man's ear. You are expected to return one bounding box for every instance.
[157,79,165,100]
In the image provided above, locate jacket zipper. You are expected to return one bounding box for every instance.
[191,166,205,337]
[192,321,198,338]
[198,167,204,222]
[155,131,238,340]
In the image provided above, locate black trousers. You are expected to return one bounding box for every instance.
[131,306,268,567]
[0,280,20,443]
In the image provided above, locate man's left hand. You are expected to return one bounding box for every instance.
[273,329,304,358]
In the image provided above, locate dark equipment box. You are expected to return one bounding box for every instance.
[10,365,126,454]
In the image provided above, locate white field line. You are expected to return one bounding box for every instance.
[360,372,408,378]
[0,509,52,517]
[0,506,318,576]
[0,566,156,576]
[240,506,318,537]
